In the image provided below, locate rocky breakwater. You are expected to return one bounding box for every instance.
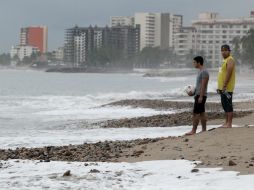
[0,138,163,162]
[98,111,251,128]
[99,99,252,128]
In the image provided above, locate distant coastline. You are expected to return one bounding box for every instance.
[45,66,134,73]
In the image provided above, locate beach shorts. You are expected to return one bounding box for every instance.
[193,95,207,114]
[221,92,233,112]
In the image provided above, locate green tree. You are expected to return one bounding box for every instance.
[22,56,33,64]
[135,47,171,68]
[0,53,11,65]
[86,47,125,68]
[31,52,40,61]
[241,29,254,68]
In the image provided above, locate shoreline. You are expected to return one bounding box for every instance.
[0,99,254,175]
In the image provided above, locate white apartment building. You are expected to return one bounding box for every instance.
[74,32,87,67]
[94,29,103,49]
[169,14,183,48]
[10,45,39,62]
[20,29,27,46]
[110,16,135,27]
[52,47,64,61]
[192,12,254,67]
[174,27,196,58]
[134,12,169,50]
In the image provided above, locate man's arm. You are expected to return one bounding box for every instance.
[200,77,209,97]
[223,59,235,89]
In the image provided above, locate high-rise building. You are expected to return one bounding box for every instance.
[111,13,183,51]
[64,26,108,66]
[110,16,135,27]
[174,27,196,60]
[20,26,48,53]
[134,12,170,50]
[108,25,140,60]
[169,14,183,48]
[64,26,87,66]
[64,25,140,66]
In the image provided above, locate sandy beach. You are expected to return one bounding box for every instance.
[0,99,253,175]
[117,126,254,175]
[110,99,254,175]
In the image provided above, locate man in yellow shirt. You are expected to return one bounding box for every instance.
[217,44,236,128]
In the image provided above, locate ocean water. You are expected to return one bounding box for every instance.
[0,69,254,148]
[0,70,188,131]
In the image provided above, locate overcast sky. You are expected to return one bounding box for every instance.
[0,0,253,53]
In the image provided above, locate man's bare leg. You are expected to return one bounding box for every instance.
[200,112,207,132]
[185,114,199,135]
[219,113,229,128]
[223,112,233,128]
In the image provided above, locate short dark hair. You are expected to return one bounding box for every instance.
[221,44,231,51]
[193,56,204,65]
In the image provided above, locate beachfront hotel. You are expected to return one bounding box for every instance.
[191,12,254,67]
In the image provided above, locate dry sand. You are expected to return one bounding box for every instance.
[116,126,254,175]
[110,100,254,175]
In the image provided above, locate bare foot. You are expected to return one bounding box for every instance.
[185,131,196,135]
[218,124,227,128]
[221,125,232,128]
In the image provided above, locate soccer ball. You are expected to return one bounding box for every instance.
[185,85,195,95]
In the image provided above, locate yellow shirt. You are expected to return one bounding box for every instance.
[217,55,236,92]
